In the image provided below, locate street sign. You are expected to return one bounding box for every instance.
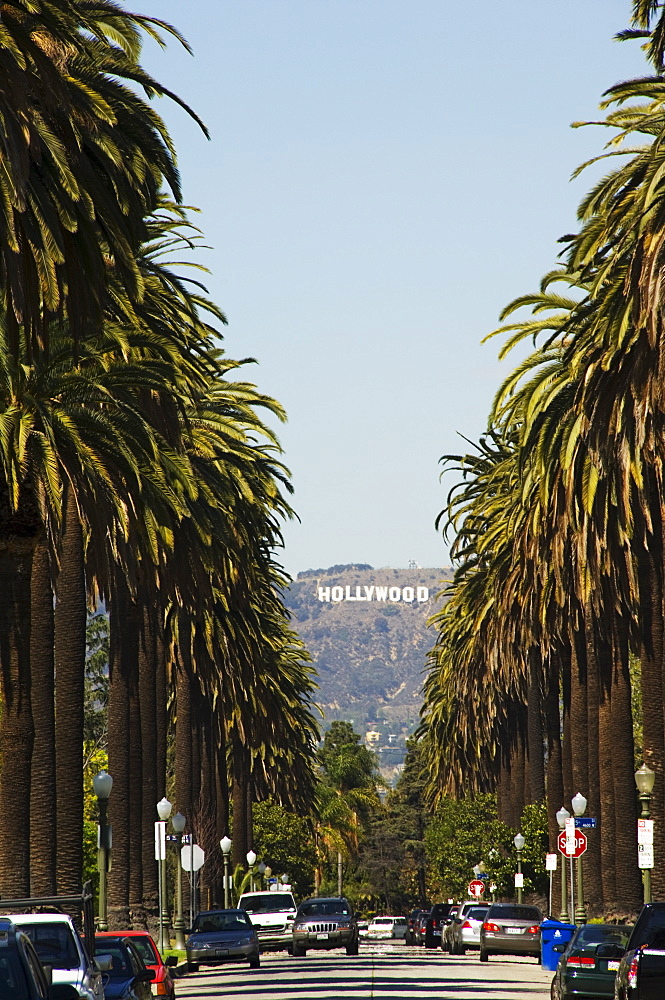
[638,819,654,845]
[545,853,558,871]
[181,844,205,872]
[575,818,597,829]
[468,880,485,897]
[154,821,166,861]
[514,873,524,888]
[475,873,489,880]
[557,829,587,858]
[565,817,576,855]
[638,844,655,869]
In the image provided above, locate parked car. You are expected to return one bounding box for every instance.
[96,932,176,1000]
[550,923,631,1000]
[422,903,456,949]
[357,920,369,939]
[292,897,359,956]
[614,902,665,999]
[9,912,104,1000]
[479,903,543,962]
[367,917,407,940]
[405,909,428,946]
[237,890,297,953]
[93,936,152,1000]
[185,909,260,971]
[446,904,489,955]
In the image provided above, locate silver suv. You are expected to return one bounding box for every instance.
[292,897,359,957]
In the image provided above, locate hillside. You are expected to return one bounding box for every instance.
[284,565,452,749]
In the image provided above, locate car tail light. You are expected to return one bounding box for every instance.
[628,954,639,989]
[483,922,500,933]
[461,921,472,930]
[155,982,170,995]
[567,956,595,967]
[527,925,540,935]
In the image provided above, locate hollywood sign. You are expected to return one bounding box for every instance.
[318,585,430,603]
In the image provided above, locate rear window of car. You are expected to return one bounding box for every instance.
[468,908,489,920]
[574,925,630,946]
[16,923,80,971]
[193,913,250,932]
[127,936,158,965]
[488,906,541,921]
[431,904,453,917]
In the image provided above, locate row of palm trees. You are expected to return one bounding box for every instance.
[0,1,319,923]
[421,1,665,916]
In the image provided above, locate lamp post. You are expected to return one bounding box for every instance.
[93,771,113,931]
[220,836,232,908]
[513,833,525,904]
[247,850,257,892]
[556,806,570,922]
[572,792,588,924]
[156,797,172,953]
[171,812,187,949]
[635,763,656,904]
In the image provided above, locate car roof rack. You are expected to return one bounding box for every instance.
[0,881,95,958]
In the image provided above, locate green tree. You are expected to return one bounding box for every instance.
[252,801,316,899]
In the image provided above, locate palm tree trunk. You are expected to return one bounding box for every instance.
[561,641,574,805]
[175,654,193,819]
[54,486,86,895]
[124,593,144,926]
[139,601,158,922]
[527,658,545,802]
[584,608,603,915]
[611,641,643,913]
[232,733,249,867]
[155,625,167,798]
[30,533,56,895]
[0,532,35,896]
[108,578,132,928]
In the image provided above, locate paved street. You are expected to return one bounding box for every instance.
[175,941,553,999]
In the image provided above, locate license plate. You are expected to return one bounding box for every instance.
[317,932,329,940]
[215,949,228,956]
[608,960,620,971]
[505,927,522,934]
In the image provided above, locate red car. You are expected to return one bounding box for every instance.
[96,931,176,1000]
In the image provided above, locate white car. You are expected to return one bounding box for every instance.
[447,904,489,954]
[6,912,104,1000]
[367,916,408,940]
[237,890,297,952]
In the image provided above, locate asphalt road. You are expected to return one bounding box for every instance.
[174,940,553,999]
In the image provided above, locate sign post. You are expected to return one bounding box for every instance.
[545,853,558,918]
[638,818,654,904]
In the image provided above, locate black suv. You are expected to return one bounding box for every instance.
[292,898,359,957]
[423,903,456,948]
[0,917,58,1000]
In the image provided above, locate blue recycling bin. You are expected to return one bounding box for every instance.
[540,919,576,971]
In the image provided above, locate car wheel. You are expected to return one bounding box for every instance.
[479,949,489,963]
[458,945,466,956]
[249,955,260,969]
[346,940,359,956]
[425,934,435,949]
[292,943,306,957]
[187,962,199,974]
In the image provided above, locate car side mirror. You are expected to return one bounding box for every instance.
[596,943,625,959]
[165,956,178,967]
[552,944,565,953]
[135,971,154,984]
[95,956,113,973]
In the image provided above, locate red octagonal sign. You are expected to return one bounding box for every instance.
[557,830,587,858]
[468,879,485,897]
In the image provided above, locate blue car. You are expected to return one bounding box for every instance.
[94,936,153,1000]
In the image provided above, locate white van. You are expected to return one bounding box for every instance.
[367,916,408,940]
[237,890,297,952]
[7,912,104,1000]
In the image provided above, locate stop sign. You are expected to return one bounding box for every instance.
[468,879,485,897]
[557,829,587,858]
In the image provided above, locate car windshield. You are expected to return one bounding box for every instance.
[489,906,541,921]
[373,919,392,925]
[0,953,33,1000]
[633,909,665,948]
[16,923,80,970]
[240,895,294,914]
[299,902,350,917]
[193,913,250,933]
[573,925,630,947]
[95,945,135,978]
[126,937,158,965]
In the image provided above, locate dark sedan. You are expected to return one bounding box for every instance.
[94,936,153,1000]
[550,923,631,1000]
[185,909,260,970]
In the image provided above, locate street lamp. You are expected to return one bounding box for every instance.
[171,812,187,949]
[556,806,570,922]
[247,850,257,892]
[220,836,232,908]
[635,764,656,903]
[513,833,525,904]
[92,771,113,931]
[572,792,587,924]
[156,797,172,953]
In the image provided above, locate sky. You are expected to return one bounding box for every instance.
[136,0,647,576]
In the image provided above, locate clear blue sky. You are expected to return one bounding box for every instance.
[137,0,645,576]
